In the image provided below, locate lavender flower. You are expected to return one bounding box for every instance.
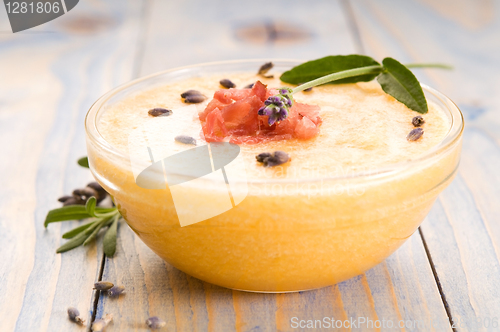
[146,316,167,329]
[107,285,125,297]
[258,87,294,126]
[67,307,85,325]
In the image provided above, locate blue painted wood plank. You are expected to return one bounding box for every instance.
[339,233,451,332]
[350,0,500,330]
[138,0,358,76]
[0,0,145,331]
[422,129,500,330]
[96,1,452,331]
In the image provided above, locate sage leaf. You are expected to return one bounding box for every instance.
[85,196,117,218]
[95,207,117,214]
[45,205,92,227]
[56,231,89,253]
[62,220,95,239]
[280,55,381,85]
[103,216,119,257]
[85,196,97,217]
[377,57,428,114]
[78,156,89,168]
[44,204,117,227]
[57,220,101,253]
[83,217,110,246]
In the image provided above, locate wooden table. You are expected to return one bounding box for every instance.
[1,0,499,331]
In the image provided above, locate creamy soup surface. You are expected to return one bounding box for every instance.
[98,73,450,180]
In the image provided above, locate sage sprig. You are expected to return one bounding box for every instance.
[377,58,428,115]
[77,156,89,168]
[45,158,122,256]
[275,55,452,118]
[280,55,381,85]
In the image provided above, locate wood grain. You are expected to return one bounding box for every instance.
[138,0,357,76]
[351,0,500,330]
[94,1,452,331]
[96,230,452,331]
[4,0,497,331]
[0,0,145,331]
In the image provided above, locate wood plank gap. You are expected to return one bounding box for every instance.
[88,253,106,331]
[88,0,151,328]
[418,227,457,332]
[132,0,153,79]
[339,0,366,54]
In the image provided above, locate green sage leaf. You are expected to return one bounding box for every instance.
[86,196,97,217]
[56,231,89,253]
[103,216,119,257]
[85,196,118,218]
[83,217,110,246]
[78,156,89,168]
[280,55,381,85]
[44,204,117,227]
[377,57,428,114]
[62,220,95,239]
[56,220,101,253]
[45,205,92,227]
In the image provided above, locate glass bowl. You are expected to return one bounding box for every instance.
[85,59,463,292]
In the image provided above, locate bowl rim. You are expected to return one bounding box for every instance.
[85,58,464,184]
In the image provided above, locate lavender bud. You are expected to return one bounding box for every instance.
[268,111,279,126]
[258,62,273,75]
[94,281,114,291]
[279,107,288,117]
[273,151,290,164]
[256,152,272,163]
[264,157,281,167]
[244,83,255,89]
[58,195,73,203]
[412,115,425,127]
[184,95,206,104]
[67,307,85,325]
[63,197,84,206]
[256,151,290,167]
[67,307,79,319]
[180,90,203,98]
[407,128,424,141]
[73,187,98,201]
[148,108,173,117]
[107,285,125,297]
[219,79,236,89]
[175,135,197,145]
[146,316,167,329]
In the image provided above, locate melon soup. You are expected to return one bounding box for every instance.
[85,60,463,292]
